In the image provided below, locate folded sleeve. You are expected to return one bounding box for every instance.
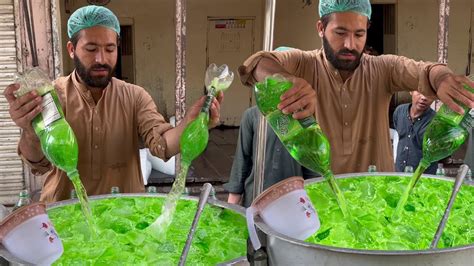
[380,55,452,97]
[238,49,310,87]
[17,134,52,175]
[135,86,173,160]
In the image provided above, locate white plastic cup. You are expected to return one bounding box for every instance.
[246,176,320,250]
[0,202,63,265]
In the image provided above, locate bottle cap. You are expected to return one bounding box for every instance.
[147,186,157,193]
[19,189,29,198]
[368,165,377,173]
[404,166,414,173]
[111,186,120,194]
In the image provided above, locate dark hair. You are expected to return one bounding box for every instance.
[69,30,121,48]
[320,14,332,30]
[70,31,82,48]
[320,13,371,30]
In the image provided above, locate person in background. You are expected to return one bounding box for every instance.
[224,106,318,207]
[3,6,222,202]
[393,91,437,174]
[363,45,379,56]
[238,0,474,174]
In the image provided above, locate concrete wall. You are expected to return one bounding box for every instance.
[58,0,473,120]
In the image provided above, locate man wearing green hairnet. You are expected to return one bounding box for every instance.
[3,6,223,202]
[239,0,474,174]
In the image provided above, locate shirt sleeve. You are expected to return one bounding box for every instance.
[135,86,173,160]
[223,108,255,194]
[393,105,401,130]
[238,49,310,87]
[17,133,52,175]
[378,55,452,97]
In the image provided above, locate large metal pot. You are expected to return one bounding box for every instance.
[255,173,473,266]
[0,193,248,265]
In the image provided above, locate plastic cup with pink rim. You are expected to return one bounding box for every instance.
[0,202,63,265]
[246,176,321,250]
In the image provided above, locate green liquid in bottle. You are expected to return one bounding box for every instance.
[150,90,215,236]
[150,64,233,236]
[393,81,473,221]
[180,100,212,165]
[255,77,349,218]
[30,86,95,235]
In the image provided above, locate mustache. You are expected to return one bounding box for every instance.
[90,64,112,71]
[337,49,360,57]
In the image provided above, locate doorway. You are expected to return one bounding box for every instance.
[366,4,396,55]
[115,25,135,83]
[367,4,397,127]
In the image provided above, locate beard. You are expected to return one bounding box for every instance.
[323,36,362,72]
[74,55,114,89]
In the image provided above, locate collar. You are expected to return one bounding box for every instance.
[407,103,434,122]
[71,70,112,106]
[321,47,364,88]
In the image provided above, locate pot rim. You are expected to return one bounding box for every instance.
[254,172,474,255]
[46,193,246,215]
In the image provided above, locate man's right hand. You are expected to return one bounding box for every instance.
[278,76,316,120]
[252,57,316,120]
[3,83,43,131]
[3,83,45,163]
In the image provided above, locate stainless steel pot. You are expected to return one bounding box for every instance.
[0,193,248,265]
[255,173,474,266]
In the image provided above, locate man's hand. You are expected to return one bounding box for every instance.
[436,74,474,114]
[164,91,224,158]
[184,91,224,128]
[3,83,42,131]
[3,83,44,163]
[277,76,316,120]
[227,193,242,205]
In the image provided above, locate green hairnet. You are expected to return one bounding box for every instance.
[274,46,294,51]
[319,0,372,19]
[67,5,120,38]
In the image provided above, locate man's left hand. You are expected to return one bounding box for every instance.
[436,74,474,114]
[185,91,224,128]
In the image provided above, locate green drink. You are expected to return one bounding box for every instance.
[150,64,234,235]
[180,93,214,165]
[305,175,474,250]
[15,68,94,234]
[255,76,349,218]
[48,197,248,264]
[393,80,473,221]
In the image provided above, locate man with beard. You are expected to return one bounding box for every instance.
[2,6,223,202]
[393,91,437,174]
[239,0,474,174]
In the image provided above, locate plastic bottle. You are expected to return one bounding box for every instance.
[404,165,414,173]
[146,186,157,193]
[15,67,80,181]
[436,163,446,176]
[70,189,77,199]
[111,186,120,194]
[465,168,472,182]
[254,75,349,218]
[368,165,377,173]
[12,190,32,211]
